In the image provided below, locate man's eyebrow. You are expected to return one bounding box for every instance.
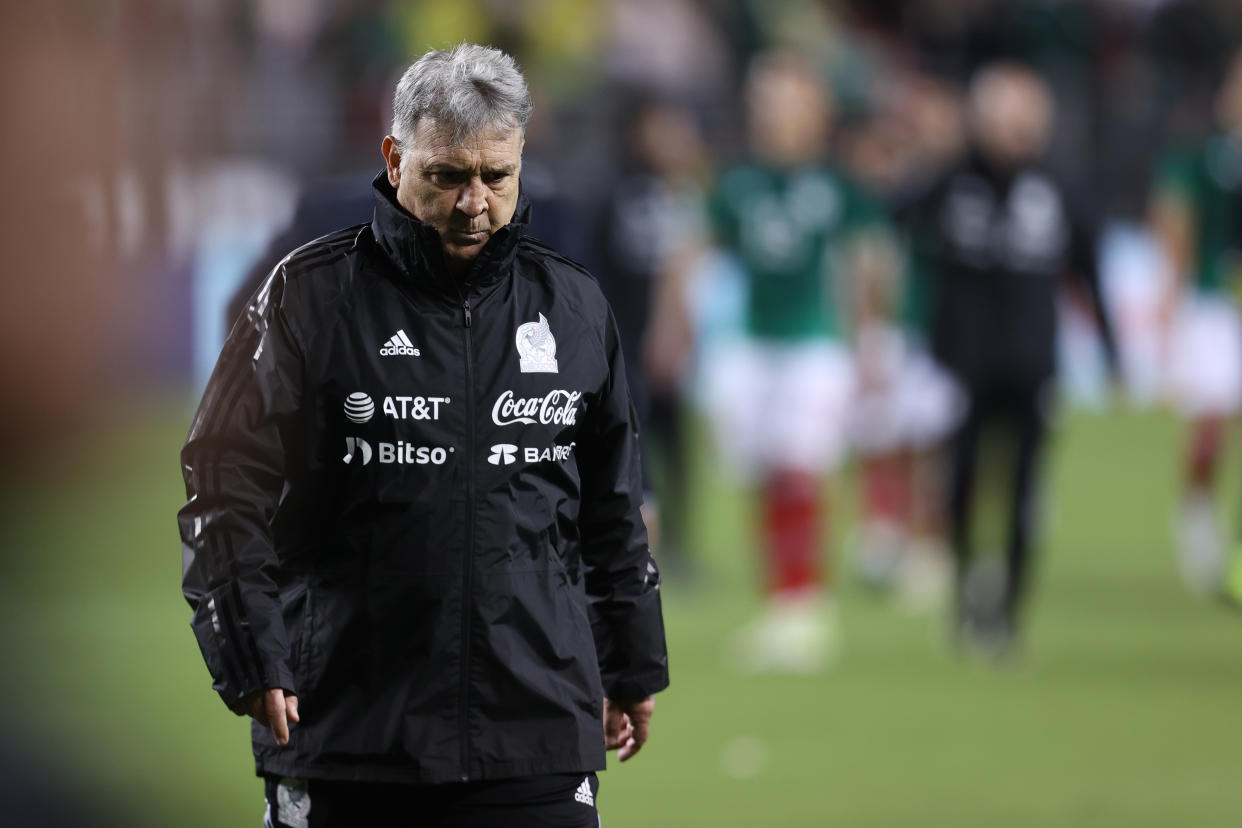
[485,163,517,175]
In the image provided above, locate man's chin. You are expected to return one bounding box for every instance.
[444,243,486,272]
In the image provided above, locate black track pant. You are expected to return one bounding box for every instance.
[947,377,1052,624]
[264,772,600,828]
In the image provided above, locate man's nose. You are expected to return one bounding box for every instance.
[456,178,488,217]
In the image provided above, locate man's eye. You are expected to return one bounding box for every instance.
[429,171,466,187]
[484,172,511,185]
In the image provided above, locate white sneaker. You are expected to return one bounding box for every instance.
[727,593,840,674]
[854,519,906,590]
[897,539,952,614]
[1176,492,1226,595]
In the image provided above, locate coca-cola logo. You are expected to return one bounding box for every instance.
[492,389,582,426]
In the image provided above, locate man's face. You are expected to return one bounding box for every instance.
[383,120,524,272]
[971,69,1052,169]
[746,63,832,165]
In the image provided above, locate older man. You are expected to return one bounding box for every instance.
[179,43,668,827]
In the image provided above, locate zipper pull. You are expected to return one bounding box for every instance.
[463,300,472,328]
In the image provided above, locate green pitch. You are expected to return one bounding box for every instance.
[1,399,1239,826]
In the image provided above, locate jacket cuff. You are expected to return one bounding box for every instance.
[603,668,670,703]
[192,582,293,709]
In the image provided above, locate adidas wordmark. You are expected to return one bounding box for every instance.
[380,329,420,357]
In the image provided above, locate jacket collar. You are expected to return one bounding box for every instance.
[370,171,530,292]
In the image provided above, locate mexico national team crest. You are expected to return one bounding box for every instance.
[516,313,559,373]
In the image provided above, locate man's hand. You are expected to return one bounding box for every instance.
[604,696,654,762]
[231,688,299,746]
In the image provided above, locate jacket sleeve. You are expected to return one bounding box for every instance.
[178,267,303,709]
[1066,196,1122,380]
[578,307,670,702]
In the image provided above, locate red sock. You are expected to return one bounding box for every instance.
[1187,418,1224,490]
[861,452,912,526]
[762,471,824,596]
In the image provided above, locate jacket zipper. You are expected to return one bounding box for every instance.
[459,297,474,781]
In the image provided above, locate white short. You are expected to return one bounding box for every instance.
[1167,294,1242,418]
[701,337,855,478]
[850,326,963,454]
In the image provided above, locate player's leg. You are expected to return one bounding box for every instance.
[645,385,691,580]
[729,340,852,672]
[1000,380,1052,641]
[1169,295,1242,593]
[892,349,962,611]
[1180,414,1227,591]
[850,324,914,589]
[946,386,985,638]
[855,449,913,588]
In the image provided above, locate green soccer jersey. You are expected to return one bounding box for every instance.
[1155,134,1242,295]
[898,245,936,338]
[709,161,884,340]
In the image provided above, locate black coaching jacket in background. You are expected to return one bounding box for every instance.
[179,173,669,784]
[896,151,1119,389]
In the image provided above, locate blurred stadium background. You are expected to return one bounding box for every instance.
[3,1,1242,825]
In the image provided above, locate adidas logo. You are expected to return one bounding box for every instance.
[380,329,420,357]
[573,777,594,807]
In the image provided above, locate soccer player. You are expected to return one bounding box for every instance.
[898,63,1119,654]
[653,51,896,671]
[591,99,710,580]
[842,75,968,609]
[1149,50,1242,596]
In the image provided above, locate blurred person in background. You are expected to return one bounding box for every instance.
[841,71,969,611]
[1149,48,1242,599]
[651,51,896,672]
[896,62,1119,656]
[179,43,668,827]
[592,97,711,580]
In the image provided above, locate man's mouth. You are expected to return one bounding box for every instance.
[450,228,488,243]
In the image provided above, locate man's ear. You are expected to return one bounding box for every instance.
[381,135,402,187]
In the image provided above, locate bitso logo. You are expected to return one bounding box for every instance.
[344,437,453,466]
[515,313,558,373]
[343,436,372,465]
[488,444,518,465]
[344,392,375,423]
[380,329,420,357]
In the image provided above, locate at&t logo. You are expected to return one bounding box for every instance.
[344,392,375,424]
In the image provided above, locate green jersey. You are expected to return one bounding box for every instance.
[1155,134,1242,294]
[709,162,885,340]
[898,245,936,338]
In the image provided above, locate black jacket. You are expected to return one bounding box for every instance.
[897,152,1118,387]
[179,174,669,784]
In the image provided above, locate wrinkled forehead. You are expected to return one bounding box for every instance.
[412,118,524,158]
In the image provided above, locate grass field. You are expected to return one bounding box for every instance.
[2,395,1240,826]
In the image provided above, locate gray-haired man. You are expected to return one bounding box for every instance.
[180,43,669,827]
